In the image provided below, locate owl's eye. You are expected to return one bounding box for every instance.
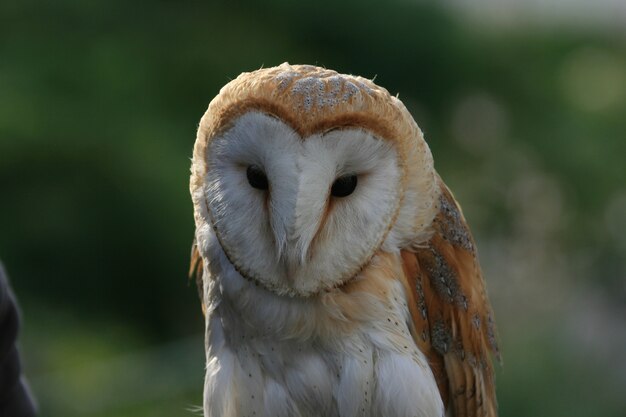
[246,165,269,190]
[331,174,358,197]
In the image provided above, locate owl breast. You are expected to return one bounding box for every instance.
[202,231,443,417]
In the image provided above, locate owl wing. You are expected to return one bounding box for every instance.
[400,177,500,417]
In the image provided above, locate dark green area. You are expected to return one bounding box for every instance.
[1,0,624,416]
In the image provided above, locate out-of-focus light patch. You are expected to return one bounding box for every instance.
[507,171,565,239]
[604,191,626,251]
[477,162,570,323]
[450,93,509,154]
[482,230,572,327]
[442,0,626,34]
[559,48,626,113]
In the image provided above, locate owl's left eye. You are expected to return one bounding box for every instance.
[246,165,269,190]
[331,174,358,197]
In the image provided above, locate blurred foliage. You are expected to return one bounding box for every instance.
[0,0,625,416]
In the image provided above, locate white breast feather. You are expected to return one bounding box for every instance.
[201,230,443,417]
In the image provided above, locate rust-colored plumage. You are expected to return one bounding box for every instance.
[401,179,499,417]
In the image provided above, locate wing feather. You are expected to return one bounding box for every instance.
[402,178,499,417]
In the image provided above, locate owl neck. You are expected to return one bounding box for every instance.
[206,243,412,345]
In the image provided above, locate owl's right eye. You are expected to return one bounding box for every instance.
[246,165,269,190]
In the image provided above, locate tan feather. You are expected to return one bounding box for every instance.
[401,178,499,417]
[189,238,205,315]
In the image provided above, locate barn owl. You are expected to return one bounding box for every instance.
[190,63,500,417]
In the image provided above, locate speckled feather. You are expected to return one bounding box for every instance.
[400,179,499,417]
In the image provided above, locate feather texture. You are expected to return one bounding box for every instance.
[400,178,499,417]
[190,238,205,315]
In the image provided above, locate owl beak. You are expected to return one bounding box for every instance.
[270,212,320,282]
[279,209,327,283]
[280,234,311,282]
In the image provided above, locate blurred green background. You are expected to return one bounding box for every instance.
[1,0,625,416]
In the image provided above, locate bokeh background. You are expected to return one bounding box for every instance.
[1,0,625,416]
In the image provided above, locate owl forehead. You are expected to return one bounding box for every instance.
[276,68,367,110]
[201,63,418,144]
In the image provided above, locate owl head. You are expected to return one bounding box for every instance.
[191,63,439,297]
